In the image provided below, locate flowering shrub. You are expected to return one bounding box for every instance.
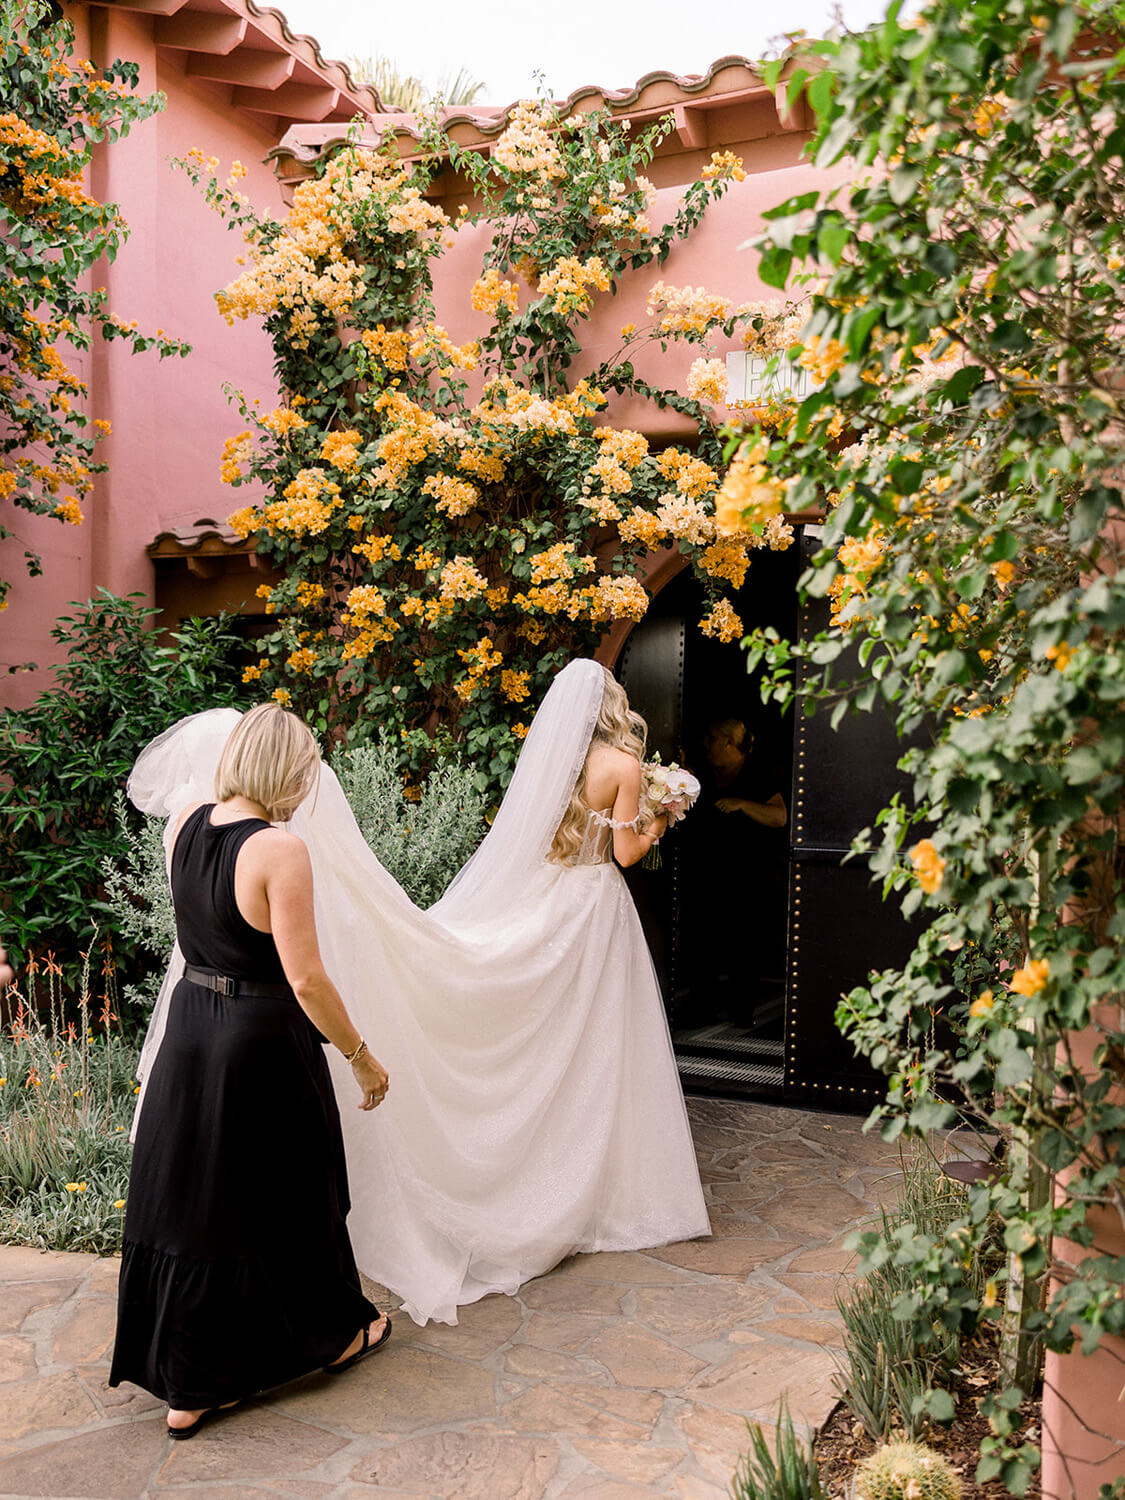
[0,1,189,622]
[728,1,1125,1488]
[181,106,799,786]
[335,735,487,907]
[0,948,135,1254]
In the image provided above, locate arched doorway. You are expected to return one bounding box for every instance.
[616,525,921,1109]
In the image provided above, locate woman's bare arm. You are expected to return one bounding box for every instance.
[610,756,668,868]
[252,833,389,1109]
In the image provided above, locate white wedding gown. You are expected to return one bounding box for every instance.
[128,660,710,1325]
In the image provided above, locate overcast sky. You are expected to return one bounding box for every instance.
[277,0,900,108]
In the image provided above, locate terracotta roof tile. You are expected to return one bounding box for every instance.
[269,53,777,169]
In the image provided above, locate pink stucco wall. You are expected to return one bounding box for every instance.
[425,131,849,439]
[1041,999,1125,1500]
[2,6,285,708]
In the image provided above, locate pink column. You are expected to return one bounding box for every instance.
[1041,998,1125,1500]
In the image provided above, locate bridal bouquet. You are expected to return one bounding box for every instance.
[640,758,701,867]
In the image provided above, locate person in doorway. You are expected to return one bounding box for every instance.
[704,718,787,831]
[109,704,391,1439]
[680,717,788,1028]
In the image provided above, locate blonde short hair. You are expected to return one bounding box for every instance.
[213,703,319,823]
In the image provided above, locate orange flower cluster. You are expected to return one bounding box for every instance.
[320,429,363,470]
[438,556,488,602]
[699,535,752,588]
[798,334,848,383]
[656,449,718,499]
[715,440,786,532]
[260,406,307,437]
[589,427,648,495]
[656,494,714,546]
[370,390,448,487]
[287,646,318,675]
[687,357,727,404]
[53,496,83,525]
[537,255,610,316]
[501,668,531,702]
[360,324,411,371]
[618,507,667,549]
[455,637,505,699]
[352,534,403,566]
[423,473,480,517]
[910,839,945,895]
[700,598,744,643]
[528,542,595,585]
[342,583,399,661]
[409,323,480,373]
[250,468,342,537]
[220,430,254,484]
[701,150,746,183]
[493,100,565,178]
[471,267,521,317]
[646,282,732,337]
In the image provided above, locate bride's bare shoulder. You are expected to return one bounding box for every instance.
[584,745,641,795]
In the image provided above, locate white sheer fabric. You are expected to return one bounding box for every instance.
[128,662,709,1325]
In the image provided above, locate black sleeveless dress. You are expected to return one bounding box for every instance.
[108,805,378,1408]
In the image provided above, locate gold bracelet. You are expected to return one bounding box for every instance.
[343,1037,367,1066]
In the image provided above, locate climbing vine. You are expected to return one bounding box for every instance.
[0,0,189,624]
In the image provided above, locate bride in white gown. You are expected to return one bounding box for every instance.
[128,658,710,1325]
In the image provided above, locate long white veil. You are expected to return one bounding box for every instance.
[432,657,604,926]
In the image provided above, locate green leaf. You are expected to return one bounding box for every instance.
[889,163,923,205]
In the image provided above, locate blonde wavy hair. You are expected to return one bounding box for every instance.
[213,703,320,824]
[549,671,647,864]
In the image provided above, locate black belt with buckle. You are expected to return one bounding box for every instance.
[183,965,293,1000]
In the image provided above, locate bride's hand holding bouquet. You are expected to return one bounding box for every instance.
[639,759,701,867]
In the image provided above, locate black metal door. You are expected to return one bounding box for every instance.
[783,524,922,1108]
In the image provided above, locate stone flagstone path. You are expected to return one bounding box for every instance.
[0,1098,906,1500]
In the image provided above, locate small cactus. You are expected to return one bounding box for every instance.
[853,1442,963,1500]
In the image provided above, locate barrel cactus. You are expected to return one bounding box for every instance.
[853,1443,963,1500]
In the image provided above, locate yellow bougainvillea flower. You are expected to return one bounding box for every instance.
[700,598,744,643]
[969,989,994,1018]
[1008,958,1049,997]
[910,838,945,895]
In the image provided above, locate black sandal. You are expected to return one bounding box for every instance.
[166,1400,241,1440]
[323,1314,392,1374]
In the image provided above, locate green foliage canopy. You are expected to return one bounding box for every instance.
[728,1,1125,1489]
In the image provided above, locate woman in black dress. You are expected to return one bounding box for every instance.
[109,704,391,1438]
